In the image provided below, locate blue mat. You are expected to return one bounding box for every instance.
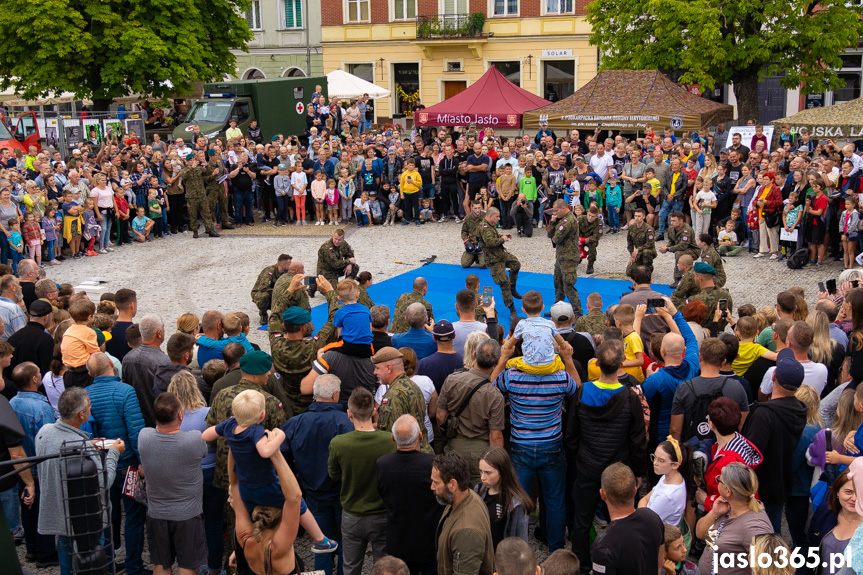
[297,263,673,333]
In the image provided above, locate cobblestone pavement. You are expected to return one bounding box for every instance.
[14,218,809,574]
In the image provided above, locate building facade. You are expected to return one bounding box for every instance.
[320,0,597,124]
[231,0,325,80]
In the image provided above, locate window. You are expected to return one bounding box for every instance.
[544,60,575,101]
[246,0,262,29]
[545,0,572,13]
[491,61,520,86]
[348,63,374,82]
[348,0,370,21]
[493,0,518,16]
[394,0,416,19]
[835,53,863,104]
[285,0,302,28]
[442,0,468,13]
[234,102,251,124]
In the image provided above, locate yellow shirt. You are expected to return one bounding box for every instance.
[622,330,645,382]
[731,341,768,376]
[670,172,681,198]
[225,127,243,141]
[646,178,661,197]
[399,170,422,195]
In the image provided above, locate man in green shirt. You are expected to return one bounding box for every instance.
[328,387,396,575]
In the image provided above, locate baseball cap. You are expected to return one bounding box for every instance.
[432,319,455,341]
[550,301,574,322]
[645,144,656,152]
[278,164,287,170]
[774,348,804,391]
[28,299,52,318]
[720,148,729,154]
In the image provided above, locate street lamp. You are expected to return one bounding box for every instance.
[378,58,385,81]
[525,55,533,79]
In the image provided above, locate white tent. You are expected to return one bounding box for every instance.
[326,69,390,100]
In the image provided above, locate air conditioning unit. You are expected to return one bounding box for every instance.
[446,61,463,73]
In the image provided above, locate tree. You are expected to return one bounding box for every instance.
[0,0,254,111]
[586,0,863,122]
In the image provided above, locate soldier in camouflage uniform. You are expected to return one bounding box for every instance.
[670,255,699,308]
[372,347,433,453]
[268,261,313,336]
[390,277,434,334]
[574,293,608,335]
[205,150,235,230]
[479,208,521,320]
[577,205,602,275]
[357,271,375,309]
[269,275,339,415]
[626,208,657,276]
[698,233,727,288]
[548,199,584,316]
[686,262,733,332]
[460,201,486,268]
[251,254,292,325]
[316,229,358,287]
[206,351,288,491]
[181,152,218,238]
[658,211,700,286]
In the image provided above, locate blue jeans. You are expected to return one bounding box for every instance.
[764,504,783,535]
[202,467,225,571]
[99,215,113,250]
[110,471,146,575]
[306,494,344,575]
[0,486,20,531]
[607,205,620,228]
[356,212,369,226]
[8,247,21,275]
[510,441,567,552]
[234,190,254,224]
[46,239,56,261]
[657,198,682,235]
[421,183,435,199]
[276,196,289,223]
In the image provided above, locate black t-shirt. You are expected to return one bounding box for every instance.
[591,508,664,575]
[417,351,465,393]
[106,320,133,361]
[726,161,743,184]
[230,163,254,191]
[416,155,434,183]
[21,282,36,310]
[484,492,506,549]
[0,394,25,492]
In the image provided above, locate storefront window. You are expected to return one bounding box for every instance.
[348,63,374,83]
[491,61,521,87]
[394,63,420,116]
[543,60,574,102]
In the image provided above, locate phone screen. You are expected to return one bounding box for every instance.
[718,299,728,312]
[818,281,826,293]
[482,286,493,306]
[646,298,664,313]
[827,279,837,295]
[854,280,861,289]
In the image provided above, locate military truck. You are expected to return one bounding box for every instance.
[172,76,326,142]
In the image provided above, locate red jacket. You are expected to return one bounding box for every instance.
[703,432,763,512]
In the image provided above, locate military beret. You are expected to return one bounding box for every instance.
[207,149,216,157]
[185,153,195,161]
[281,306,312,325]
[271,136,280,142]
[92,327,112,346]
[372,346,404,364]
[239,350,273,375]
[693,262,716,275]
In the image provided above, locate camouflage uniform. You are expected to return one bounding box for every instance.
[626,222,657,275]
[574,309,607,336]
[473,291,486,322]
[548,211,583,316]
[267,273,312,335]
[181,165,214,233]
[390,290,434,334]
[666,223,700,282]
[689,286,733,332]
[460,212,486,268]
[205,158,232,226]
[479,220,520,310]
[577,214,602,267]
[701,245,727,288]
[317,238,359,286]
[270,290,340,415]
[358,285,374,309]
[206,381,287,490]
[251,263,285,316]
[377,373,433,453]
[671,270,700,308]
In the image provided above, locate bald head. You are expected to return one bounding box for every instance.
[413,277,428,293]
[661,332,686,360]
[288,261,304,274]
[678,254,694,268]
[86,352,115,377]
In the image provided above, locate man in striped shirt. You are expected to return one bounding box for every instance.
[491,334,580,553]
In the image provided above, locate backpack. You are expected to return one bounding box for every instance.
[787,248,809,270]
[682,377,728,442]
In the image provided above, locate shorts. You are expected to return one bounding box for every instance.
[147,514,207,569]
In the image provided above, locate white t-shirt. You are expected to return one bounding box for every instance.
[374,374,435,441]
[646,475,687,525]
[452,320,488,357]
[291,171,307,195]
[589,153,614,182]
[354,198,369,213]
[718,230,738,245]
[694,190,717,212]
[760,361,829,395]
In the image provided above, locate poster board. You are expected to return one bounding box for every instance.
[725,125,775,150]
[43,119,59,149]
[82,119,103,144]
[63,119,81,148]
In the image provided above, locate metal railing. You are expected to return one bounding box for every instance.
[415,13,486,39]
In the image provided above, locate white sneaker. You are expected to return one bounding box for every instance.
[99,249,108,254]
[769,253,778,260]
[621,225,629,230]
[753,253,765,258]
[106,247,115,252]
[302,220,308,225]
[439,215,447,222]
[454,216,461,223]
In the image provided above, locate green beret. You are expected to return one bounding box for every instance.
[693,262,716,275]
[239,350,273,375]
[282,306,312,325]
[185,153,195,161]
[207,149,216,157]
[271,136,280,142]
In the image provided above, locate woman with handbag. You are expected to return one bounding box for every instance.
[752,171,782,259]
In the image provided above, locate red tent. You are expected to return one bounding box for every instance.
[413,67,551,129]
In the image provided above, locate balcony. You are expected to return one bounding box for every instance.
[413,13,488,59]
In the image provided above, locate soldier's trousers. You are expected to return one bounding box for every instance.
[461,250,485,268]
[208,188,231,225]
[626,253,655,276]
[489,255,520,309]
[554,260,583,316]
[187,193,214,232]
[255,294,272,314]
[586,242,598,265]
[323,265,359,287]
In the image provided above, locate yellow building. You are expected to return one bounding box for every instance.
[321,1,597,124]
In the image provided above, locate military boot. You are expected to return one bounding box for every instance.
[259,311,268,326]
[208,230,221,238]
[586,264,594,275]
[511,286,523,299]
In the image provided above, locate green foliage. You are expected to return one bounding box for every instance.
[0,0,253,106]
[586,0,863,116]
